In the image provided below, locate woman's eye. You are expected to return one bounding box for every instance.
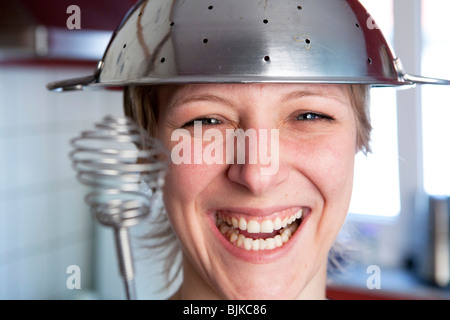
[296,112,334,121]
[183,117,222,127]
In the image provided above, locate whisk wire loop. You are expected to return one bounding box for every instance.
[70,115,168,299]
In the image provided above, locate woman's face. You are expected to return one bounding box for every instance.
[156,83,357,299]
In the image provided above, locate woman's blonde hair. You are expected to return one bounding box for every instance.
[123,84,372,289]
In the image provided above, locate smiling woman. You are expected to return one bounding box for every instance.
[123,83,369,299]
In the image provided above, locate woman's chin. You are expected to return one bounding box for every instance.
[210,265,313,300]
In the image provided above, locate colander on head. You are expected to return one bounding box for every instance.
[47,0,450,92]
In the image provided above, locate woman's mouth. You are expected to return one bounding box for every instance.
[214,207,307,251]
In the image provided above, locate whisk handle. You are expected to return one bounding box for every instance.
[114,227,137,300]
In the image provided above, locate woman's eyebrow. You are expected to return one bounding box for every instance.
[167,94,235,111]
[281,89,348,105]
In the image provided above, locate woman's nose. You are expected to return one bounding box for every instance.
[226,129,288,196]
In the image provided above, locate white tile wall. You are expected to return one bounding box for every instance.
[0,65,124,299]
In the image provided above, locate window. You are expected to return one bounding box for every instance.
[421,0,450,196]
[349,0,401,218]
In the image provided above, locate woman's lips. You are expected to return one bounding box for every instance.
[212,207,309,252]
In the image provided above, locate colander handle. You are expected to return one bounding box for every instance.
[403,74,450,86]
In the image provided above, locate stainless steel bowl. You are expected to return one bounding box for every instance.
[47,0,450,91]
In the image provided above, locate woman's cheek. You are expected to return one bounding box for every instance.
[164,151,226,208]
[282,129,356,197]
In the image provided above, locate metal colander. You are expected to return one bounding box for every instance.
[47,0,449,91]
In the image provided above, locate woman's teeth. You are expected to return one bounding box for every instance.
[215,209,303,251]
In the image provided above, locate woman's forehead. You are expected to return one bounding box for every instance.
[159,83,351,109]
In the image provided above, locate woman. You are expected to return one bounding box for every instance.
[125,83,370,299]
[47,0,448,299]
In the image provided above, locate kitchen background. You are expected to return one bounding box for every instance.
[0,0,449,299]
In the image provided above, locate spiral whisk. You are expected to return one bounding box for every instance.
[70,115,168,299]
